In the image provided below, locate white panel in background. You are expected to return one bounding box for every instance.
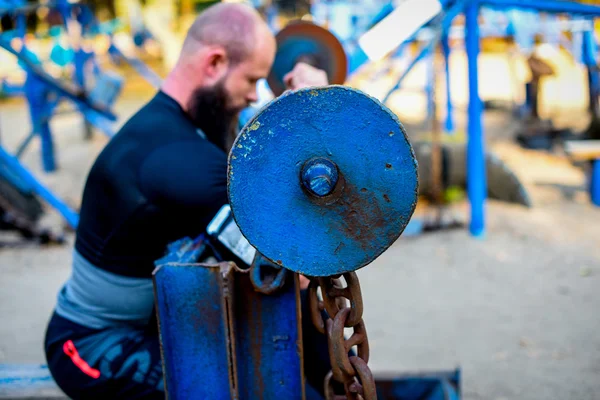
[358,0,442,62]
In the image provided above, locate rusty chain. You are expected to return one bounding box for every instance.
[308,273,377,400]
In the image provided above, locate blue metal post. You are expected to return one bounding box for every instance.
[582,26,599,116]
[441,32,454,134]
[153,259,304,399]
[591,159,600,207]
[465,1,486,237]
[482,0,600,16]
[233,273,304,399]
[24,74,56,173]
[153,263,236,399]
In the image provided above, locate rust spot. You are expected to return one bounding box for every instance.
[329,183,386,251]
[383,194,391,203]
[276,260,283,266]
[385,163,392,169]
[360,188,368,193]
[389,131,395,137]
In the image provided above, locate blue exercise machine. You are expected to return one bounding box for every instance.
[153,86,461,400]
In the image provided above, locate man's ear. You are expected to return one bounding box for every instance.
[204,47,229,82]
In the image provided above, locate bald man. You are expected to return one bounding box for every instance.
[43,3,330,399]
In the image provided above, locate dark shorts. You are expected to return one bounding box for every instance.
[44,290,340,399]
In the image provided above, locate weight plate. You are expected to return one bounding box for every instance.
[267,21,348,97]
[228,86,418,277]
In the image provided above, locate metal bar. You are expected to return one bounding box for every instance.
[153,262,238,400]
[441,32,455,134]
[382,0,470,105]
[108,44,163,89]
[0,146,79,228]
[465,0,486,237]
[592,159,600,207]
[82,110,116,138]
[582,27,599,116]
[14,131,36,159]
[233,272,304,400]
[481,0,600,16]
[0,36,117,121]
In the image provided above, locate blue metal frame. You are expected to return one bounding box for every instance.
[0,27,118,229]
[592,159,600,207]
[441,32,455,134]
[465,0,487,237]
[153,242,304,399]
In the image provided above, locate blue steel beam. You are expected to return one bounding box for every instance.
[233,272,304,399]
[153,257,304,399]
[481,0,600,16]
[0,36,117,122]
[465,1,486,237]
[382,0,471,105]
[153,263,237,400]
[592,160,600,207]
[441,32,455,134]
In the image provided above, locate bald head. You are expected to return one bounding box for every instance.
[181,2,271,66]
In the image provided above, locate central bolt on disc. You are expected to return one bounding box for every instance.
[301,158,339,197]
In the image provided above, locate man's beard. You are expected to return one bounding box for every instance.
[187,80,240,152]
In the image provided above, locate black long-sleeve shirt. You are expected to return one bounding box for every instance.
[75,91,228,278]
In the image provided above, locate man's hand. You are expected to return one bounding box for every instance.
[299,275,311,290]
[283,62,329,91]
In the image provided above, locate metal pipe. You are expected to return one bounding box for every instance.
[382,0,471,105]
[465,0,486,237]
[592,160,600,207]
[481,0,600,16]
[441,32,455,134]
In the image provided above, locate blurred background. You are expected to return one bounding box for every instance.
[0,0,599,399]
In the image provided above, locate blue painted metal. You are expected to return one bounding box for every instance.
[301,157,339,197]
[591,159,600,207]
[23,74,56,172]
[375,369,461,399]
[381,0,469,105]
[228,86,418,277]
[465,1,486,238]
[233,271,303,399]
[153,263,236,399]
[0,146,79,228]
[582,27,599,115]
[0,364,62,397]
[441,32,455,134]
[481,0,600,16]
[153,241,304,399]
[107,43,163,89]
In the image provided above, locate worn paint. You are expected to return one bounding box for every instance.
[233,271,304,399]
[227,86,418,277]
[153,262,237,400]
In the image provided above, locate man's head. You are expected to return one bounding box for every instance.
[162,2,276,149]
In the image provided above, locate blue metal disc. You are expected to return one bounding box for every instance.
[228,86,418,277]
[267,21,348,97]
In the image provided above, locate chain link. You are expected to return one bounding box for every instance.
[308,272,377,400]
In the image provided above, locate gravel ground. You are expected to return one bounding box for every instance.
[1,51,599,400]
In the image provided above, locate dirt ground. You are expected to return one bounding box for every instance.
[0,49,599,400]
